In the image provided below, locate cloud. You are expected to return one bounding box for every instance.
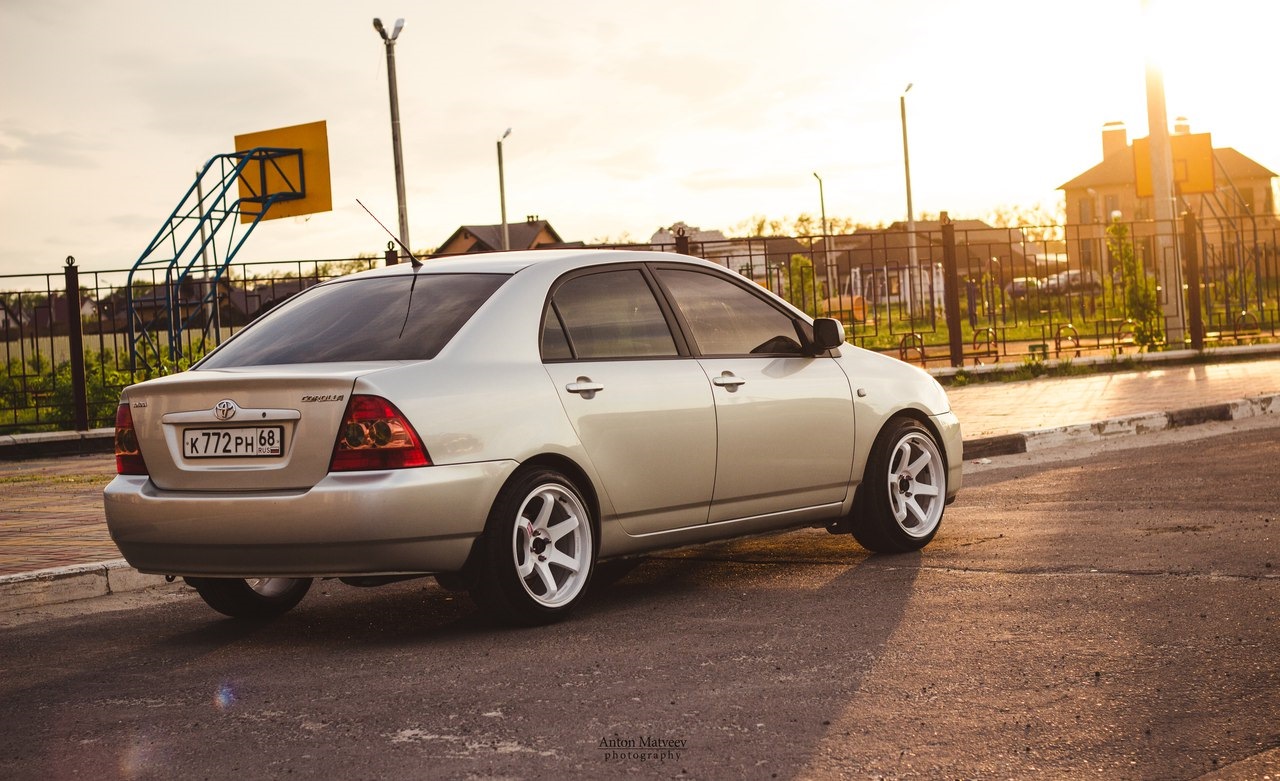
[0,123,99,168]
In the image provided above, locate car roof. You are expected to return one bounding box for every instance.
[352,249,715,280]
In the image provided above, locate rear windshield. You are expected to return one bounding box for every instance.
[197,273,508,368]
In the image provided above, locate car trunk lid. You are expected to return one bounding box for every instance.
[121,364,388,492]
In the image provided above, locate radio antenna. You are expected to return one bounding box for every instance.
[356,198,422,268]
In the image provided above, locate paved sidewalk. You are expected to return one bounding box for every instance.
[0,354,1277,606]
[947,356,1280,438]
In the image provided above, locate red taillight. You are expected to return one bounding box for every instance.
[114,404,148,475]
[329,395,431,472]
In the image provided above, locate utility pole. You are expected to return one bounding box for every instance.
[1142,0,1183,344]
[900,83,919,319]
[373,17,411,259]
[498,128,512,250]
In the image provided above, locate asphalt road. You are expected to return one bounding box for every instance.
[2,417,1278,780]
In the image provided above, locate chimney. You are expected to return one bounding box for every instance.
[1174,116,1191,135]
[1102,121,1127,159]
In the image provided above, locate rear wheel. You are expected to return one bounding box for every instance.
[851,418,947,553]
[470,468,595,626]
[184,577,312,619]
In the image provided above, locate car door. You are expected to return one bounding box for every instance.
[542,266,717,535]
[653,266,856,524]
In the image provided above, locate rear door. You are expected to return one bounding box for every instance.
[653,266,856,523]
[542,266,716,535]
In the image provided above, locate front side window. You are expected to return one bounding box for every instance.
[543,269,677,360]
[198,273,507,367]
[656,268,806,356]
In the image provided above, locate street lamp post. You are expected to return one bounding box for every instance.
[813,171,830,291]
[900,83,919,318]
[497,128,512,250]
[373,17,410,259]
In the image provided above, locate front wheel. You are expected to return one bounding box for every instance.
[851,418,948,553]
[470,468,595,626]
[184,577,312,619]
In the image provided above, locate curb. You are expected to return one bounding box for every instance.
[0,559,176,613]
[0,427,114,461]
[3,393,1278,615]
[962,393,1279,459]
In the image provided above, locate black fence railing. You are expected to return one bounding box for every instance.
[3,214,1278,434]
[1,256,379,434]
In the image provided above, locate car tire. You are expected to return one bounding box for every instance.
[184,577,312,619]
[851,418,948,553]
[470,468,596,626]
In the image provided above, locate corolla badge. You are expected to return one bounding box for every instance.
[213,399,238,421]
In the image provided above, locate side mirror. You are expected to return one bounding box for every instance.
[811,318,846,352]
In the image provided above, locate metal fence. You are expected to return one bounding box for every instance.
[597,213,1279,364]
[0,256,380,434]
[3,213,1277,434]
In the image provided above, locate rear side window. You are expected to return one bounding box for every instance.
[198,273,507,367]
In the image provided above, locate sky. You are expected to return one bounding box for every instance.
[2,0,1278,279]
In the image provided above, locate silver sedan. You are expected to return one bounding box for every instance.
[105,250,961,625]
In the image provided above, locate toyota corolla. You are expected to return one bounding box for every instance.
[104,250,961,625]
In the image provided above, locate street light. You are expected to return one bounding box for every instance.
[373,17,410,260]
[900,83,919,317]
[497,128,512,250]
[813,172,830,285]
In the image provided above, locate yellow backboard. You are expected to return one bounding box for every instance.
[234,120,332,223]
[1133,132,1215,198]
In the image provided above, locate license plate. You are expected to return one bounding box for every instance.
[183,426,284,458]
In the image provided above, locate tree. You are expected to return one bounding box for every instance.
[1107,219,1162,350]
[727,214,888,238]
[784,254,825,317]
[984,200,1067,245]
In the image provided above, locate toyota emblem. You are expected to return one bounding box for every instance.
[213,399,238,421]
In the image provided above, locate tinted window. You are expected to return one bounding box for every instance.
[198,273,507,367]
[541,309,572,360]
[657,268,805,356]
[546,270,677,359]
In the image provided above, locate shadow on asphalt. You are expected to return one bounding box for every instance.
[1,529,931,777]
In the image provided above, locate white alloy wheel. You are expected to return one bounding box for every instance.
[472,468,597,625]
[884,429,946,538]
[851,418,948,553]
[511,482,593,608]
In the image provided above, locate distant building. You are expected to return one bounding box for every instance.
[817,220,1035,311]
[433,217,577,256]
[1058,120,1278,273]
[650,222,809,292]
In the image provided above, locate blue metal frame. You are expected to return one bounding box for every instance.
[126,147,307,374]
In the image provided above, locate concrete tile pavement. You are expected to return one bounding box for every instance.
[0,353,1277,607]
[946,356,1280,439]
[0,455,117,578]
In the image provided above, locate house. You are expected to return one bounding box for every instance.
[1058,119,1278,273]
[816,220,1035,312]
[0,300,24,333]
[649,222,811,294]
[27,292,98,333]
[432,217,575,256]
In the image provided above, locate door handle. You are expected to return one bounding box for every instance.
[712,372,746,389]
[566,378,604,399]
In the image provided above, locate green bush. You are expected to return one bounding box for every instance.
[1,350,133,432]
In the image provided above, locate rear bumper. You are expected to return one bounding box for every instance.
[103,460,518,577]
